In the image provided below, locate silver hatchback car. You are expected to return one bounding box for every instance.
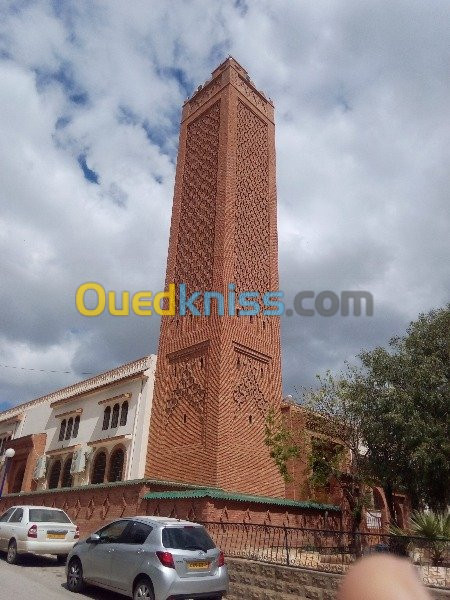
[66,516,228,600]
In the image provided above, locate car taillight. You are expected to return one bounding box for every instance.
[74,526,80,539]
[217,551,225,567]
[27,524,38,538]
[156,551,175,569]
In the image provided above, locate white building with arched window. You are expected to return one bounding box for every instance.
[0,356,156,494]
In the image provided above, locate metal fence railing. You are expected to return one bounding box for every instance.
[202,521,449,589]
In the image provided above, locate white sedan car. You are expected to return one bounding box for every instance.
[0,505,79,564]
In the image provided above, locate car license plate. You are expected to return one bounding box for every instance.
[187,561,210,570]
[47,532,66,539]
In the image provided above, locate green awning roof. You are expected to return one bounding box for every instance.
[144,488,340,512]
[3,477,209,497]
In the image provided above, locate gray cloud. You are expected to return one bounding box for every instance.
[0,0,448,409]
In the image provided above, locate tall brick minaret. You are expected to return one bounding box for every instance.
[146,58,285,497]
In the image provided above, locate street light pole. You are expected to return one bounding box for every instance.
[0,448,16,498]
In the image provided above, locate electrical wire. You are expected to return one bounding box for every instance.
[0,363,93,375]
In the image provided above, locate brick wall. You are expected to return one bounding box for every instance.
[146,57,285,498]
[200,497,341,529]
[281,404,344,507]
[0,482,341,537]
[0,481,149,537]
[226,558,450,600]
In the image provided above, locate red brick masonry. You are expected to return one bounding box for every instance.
[146,58,285,497]
[0,480,341,538]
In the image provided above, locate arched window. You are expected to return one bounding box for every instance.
[91,451,106,484]
[65,417,73,440]
[108,447,125,482]
[102,406,111,430]
[61,456,73,488]
[120,401,128,426]
[73,415,80,438]
[111,403,120,428]
[58,419,66,441]
[48,460,62,489]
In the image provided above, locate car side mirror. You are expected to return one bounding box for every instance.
[87,533,100,543]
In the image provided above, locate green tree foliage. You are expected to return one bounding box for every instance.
[356,306,449,514]
[304,305,450,521]
[264,407,299,483]
[302,380,373,531]
[308,439,344,489]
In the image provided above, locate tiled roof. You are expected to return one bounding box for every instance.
[0,355,155,421]
[144,488,340,512]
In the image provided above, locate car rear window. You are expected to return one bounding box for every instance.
[162,526,215,551]
[29,509,71,523]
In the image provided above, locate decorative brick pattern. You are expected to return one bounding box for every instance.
[229,68,273,119]
[233,351,268,417]
[188,74,223,112]
[0,483,338,539]
[146,58,285,497]
[174,100,220,299]
[235,77,271,117]
[234,100,270,297]
[0,482,149,538]
[165,353,207,446]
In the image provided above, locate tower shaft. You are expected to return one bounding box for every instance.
[146,58,284,497]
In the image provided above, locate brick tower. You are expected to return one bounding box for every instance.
[146,58,285,497]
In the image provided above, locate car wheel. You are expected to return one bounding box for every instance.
[67,558,85,593]
[133,577,155,600]
[6,540,19,565]
[56,554,68,564]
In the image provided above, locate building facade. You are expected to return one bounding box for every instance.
[0,356,156,495]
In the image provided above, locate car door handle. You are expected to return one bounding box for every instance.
[136,549,144,554]
[108,548,115,553]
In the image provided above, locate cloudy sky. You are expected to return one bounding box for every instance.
[0,0,449,411]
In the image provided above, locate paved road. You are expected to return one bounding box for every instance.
[0,552,126,600]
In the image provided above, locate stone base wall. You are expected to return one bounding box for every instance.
[226,558,450,600]
[227,558,340,600]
